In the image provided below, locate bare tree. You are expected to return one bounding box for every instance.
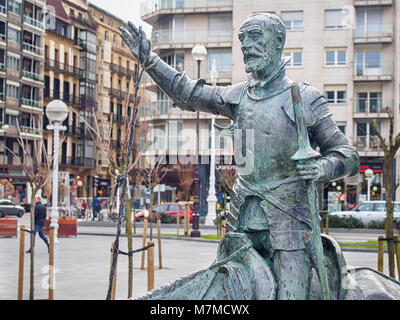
[7,120,53,300]
[373,110,400,279]
[177,162,194,202]
[217,166,237,199]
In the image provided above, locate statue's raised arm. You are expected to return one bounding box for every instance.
[119,22,236,120]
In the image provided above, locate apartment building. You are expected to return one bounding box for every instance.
[140,0,235,212]
[0,0,46,197]
[88,3,138,197]
[44,0,97,199]
[140,0,400,209]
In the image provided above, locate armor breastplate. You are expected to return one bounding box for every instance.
[234,89,298,185]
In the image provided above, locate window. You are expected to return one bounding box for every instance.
[7,55,20,71]
[8,28,20,43]
[6,114,17,126]
[8,0,21,15]
[208,48,232,72]
[325,90,347,104]
[356,203,375,211]
[281,11,303,31]
[337,123,346,134]
[325,9,349,29]
[6,83,19,99]
[283,51,302,67]
[356,50,382,76]
[113,35,117,46]
[356,92,382,113]
[325,49,347,66]
[208,13,232,37]
[105,31,108,41]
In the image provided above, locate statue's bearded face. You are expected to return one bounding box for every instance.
[239,17,282,75]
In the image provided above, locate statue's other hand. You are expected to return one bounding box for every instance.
[296,159,326,182]
[119,22,151,65]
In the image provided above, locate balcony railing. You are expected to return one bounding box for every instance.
[109,88,134,102]
[20,126,42,136]
[23,42,43,55]
[108,113,125,124]
[62,157,96,167]
[139,101,173,117]
[45,58,83,77]
[151,29,233,46]
[355,136,381,151]
[354,24,393,39]
[21,98,43,109]
[354,60,393,77]
[141,0,232,17]
[355,99,392,114]
[67,126,83,136]
[23,15,45,30]
[0,4,6,15]
[22,70,44,82]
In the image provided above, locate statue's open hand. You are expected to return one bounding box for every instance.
[296,160,325,182]
[119,22,151,65]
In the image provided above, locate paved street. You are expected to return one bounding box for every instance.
[0,214,397,300]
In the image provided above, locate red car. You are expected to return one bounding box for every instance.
[135,203,193,223]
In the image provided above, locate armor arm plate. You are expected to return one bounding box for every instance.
[309,94,360,184]
[145,53,237,120]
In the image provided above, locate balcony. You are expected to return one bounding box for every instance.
[354,61,393,81]
[108,113,125,124]
[21,98,43,110]
[67,126,83,136]
[0,4,6,15]
[141,0,233,21]
[45,58,83,77]
[22,42,43,56]
[19,126,42,137]
[151,29,232,49]
[354,99,392,118]
[355,136,382,153]
[139,101,172,119]
[23,15,45,31]
[354,0,392,6]
[22,70,44,83]
[62,157,96,168]
[0,62,5,73]
[354,24,393,43]
[109,88,134,102]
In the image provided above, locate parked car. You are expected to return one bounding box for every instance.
[0,200,25,218]
[329,201,400,224]
[135,203,193,223]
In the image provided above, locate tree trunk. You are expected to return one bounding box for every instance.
[149,187,155,241]
[384,156,396,278]
[29,187,36,300]
[125,195,133,298]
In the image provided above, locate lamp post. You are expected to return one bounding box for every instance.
[206,59,218,226]
[46,100,68,243]
[191,45,207,237]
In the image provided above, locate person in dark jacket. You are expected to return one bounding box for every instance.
[26,196,49,253]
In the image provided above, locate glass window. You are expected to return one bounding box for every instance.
[325,49,347,66]
[208,13,232,37]
[7,56,20,71]
[394,204,400,212]
[375,203,386,212]
[6,84,19,99]
[325,90,347,104]
[337,50,347,65]
[325,9,349,29]
[8,28,20,43]
[283,51,303,67]
[208,48,232,72]
[326,51,335,65]
[8,0,21,15]
[281,11,303,31]
[357,203,375,211]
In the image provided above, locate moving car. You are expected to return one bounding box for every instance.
[135,203,193,223]
[0,200,25,218]
[329,201,400,224]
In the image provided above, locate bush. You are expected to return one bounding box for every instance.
[367,220,386,230]
[323,215,365,229]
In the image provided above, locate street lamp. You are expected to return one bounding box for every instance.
[206,59,218,226]
[46,100,68,243]
[191,45,207,237]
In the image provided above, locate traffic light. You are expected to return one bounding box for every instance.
[93,176,100,188]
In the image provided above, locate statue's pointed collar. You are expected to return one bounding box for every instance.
[248,56,291,89]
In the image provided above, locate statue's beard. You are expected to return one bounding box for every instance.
[244,48,278,76]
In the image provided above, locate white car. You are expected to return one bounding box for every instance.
[329,201,400,224]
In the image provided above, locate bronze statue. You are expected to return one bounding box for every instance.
[120,13,400,300]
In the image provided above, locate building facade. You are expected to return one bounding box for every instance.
[140,0,400,209]
[0,0,46,201]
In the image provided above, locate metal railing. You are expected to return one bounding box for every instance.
[141,0,232,16]
[151,29,233,46]
[355,99,392,113]
[354,24,393,39]
[23,15,45,30]
[19,126,42,135]
[23,42,43,55]
[22,70,44,82]
[139,101,173,117]
[45,58,83,77]
[355,136,381,151]
[354,60,393,77]
[21,98,43,109]
[62,157,96,167]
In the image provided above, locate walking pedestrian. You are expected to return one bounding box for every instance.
[93,196,100,221]
[26,196,49,253]
[81,200,87,219]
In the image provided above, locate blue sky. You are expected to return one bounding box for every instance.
[89,0,153,36]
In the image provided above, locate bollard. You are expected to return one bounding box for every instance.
[157,216,162,269]
[48,227,55,300]
[176,203,180,237]
[109,242,118,300]
[147,241,155,291]
[141,217,148,270]
[378,236,384,273]
[184,203,189,237]
[17,226,25,300]
[325,212,329,235]
[395,236,400,281]
[221,220,227,238]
